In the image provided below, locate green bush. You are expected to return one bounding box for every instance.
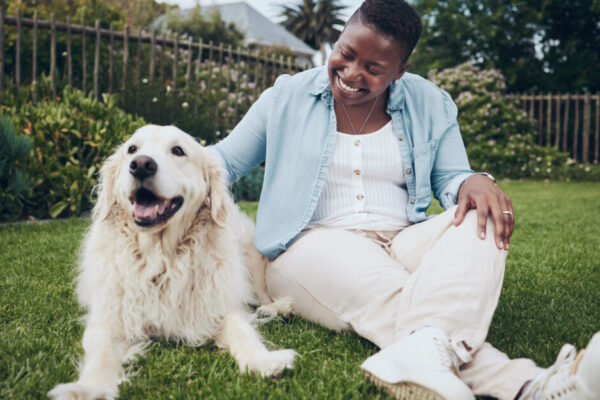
[119,59,260,145]
[0,115,33,221]
[231,165,264,202]
[1,86,146,219]
[428,63,572,180]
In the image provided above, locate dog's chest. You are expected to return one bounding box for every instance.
[118,249,244,343]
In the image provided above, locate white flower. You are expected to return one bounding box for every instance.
[142,78,148,84]
[166,85,172,93]
[585,166,591,172]
[152,97,158,103]
[200,139,207,146]
[181,102,189,109]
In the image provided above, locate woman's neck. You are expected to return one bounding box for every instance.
[334,91,391,135]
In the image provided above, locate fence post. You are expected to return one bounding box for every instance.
[546,93,552,146]
[93,20,100,100]
[149,30,155,83]
[172,33,178,93]
[67,16,72,87]
[562,94,570,152]
[122,25,129,93]
[573,95,580,160]
[108,22,114,93]
[15,9,21,93]
[32,11,38,104]
[185,36,193,92]
[81,17,86,93]
[582,92,591,163]
[50,13,56,99]
[595,93,599,164]
[0,5,4,101]
[136,30,142,105]
[554,93,561,147]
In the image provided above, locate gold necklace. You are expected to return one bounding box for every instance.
[341,95,380,135]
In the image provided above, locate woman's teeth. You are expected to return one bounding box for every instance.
[339,76,360,93]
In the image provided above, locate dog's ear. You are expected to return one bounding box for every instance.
[205,159,229,227]
[92,147,123,222]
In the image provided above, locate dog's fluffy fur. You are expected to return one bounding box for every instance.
[48,125,296,400]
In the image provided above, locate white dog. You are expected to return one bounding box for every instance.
[48,125,296,400]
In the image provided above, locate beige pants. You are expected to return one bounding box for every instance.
[267,206,542,400]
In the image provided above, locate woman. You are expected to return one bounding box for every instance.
[210,1,599,399]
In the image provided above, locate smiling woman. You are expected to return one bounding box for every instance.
[208,1,600,399]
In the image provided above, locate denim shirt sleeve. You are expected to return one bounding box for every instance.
[431,89,474,209]
[208,84,277,184]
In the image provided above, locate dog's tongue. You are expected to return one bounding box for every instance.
[133,200,169,220]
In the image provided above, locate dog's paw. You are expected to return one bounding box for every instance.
[256,297,293,321]
[48,382,117,400]
[252,349,297,378]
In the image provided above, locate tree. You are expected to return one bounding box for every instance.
[411,0,600,93]
[279,0,347,64]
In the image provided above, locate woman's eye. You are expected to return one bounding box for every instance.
[127,145,137,154]
[172,146,185,157]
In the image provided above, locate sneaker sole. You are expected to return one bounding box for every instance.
[363,370,445,400]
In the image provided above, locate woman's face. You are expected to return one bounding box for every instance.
[328,20,409,107]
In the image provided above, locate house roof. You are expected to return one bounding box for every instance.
[193,2,316,57]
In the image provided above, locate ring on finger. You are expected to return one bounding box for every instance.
[502,210,513,216]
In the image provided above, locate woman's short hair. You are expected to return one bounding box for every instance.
[349,0,422,62]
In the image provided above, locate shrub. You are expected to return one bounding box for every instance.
[0,115,33,221]
[120,60,260,145]
[428,63,571,180]
[1,86,146,219]
[231,165,264,202]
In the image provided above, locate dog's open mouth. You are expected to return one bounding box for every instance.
[131,188,184,227]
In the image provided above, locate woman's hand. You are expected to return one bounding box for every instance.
[453,174,514,250]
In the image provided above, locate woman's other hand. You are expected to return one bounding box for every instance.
[453,175,514,250]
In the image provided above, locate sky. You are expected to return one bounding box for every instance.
[156,0,364,23]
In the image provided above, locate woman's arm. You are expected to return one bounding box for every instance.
[209,86,274,184]
[432,90,514,251]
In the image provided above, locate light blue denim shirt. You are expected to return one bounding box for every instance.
[211,66,473,259]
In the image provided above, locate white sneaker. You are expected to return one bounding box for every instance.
[520,331,600,400]
[360,327,475,400]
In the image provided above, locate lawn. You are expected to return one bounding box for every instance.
[1,181,599,399]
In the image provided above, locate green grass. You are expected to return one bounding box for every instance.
[1,181,599,399]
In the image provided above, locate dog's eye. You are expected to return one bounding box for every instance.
[127,145,137,154]
[172,146,185,157]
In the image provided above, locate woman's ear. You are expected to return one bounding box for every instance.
[395,61,411,81]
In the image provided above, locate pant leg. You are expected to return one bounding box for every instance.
[460,343,542,400]
[391,206,506,361]
[267,210,542,399]
[266,228,409,347]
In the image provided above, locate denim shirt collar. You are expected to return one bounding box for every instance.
[309,66,405,111]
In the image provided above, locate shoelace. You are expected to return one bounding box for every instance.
[432,335,461,372]
[524,344,579,399]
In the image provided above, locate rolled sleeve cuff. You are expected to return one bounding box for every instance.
[441,172,473,209]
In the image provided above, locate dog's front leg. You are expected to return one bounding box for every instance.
[48,324,130,400]
[216,313,297,378]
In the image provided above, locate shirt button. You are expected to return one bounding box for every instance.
[399,136,404,141]
[354,169,361,175]
[406,168,412,175]
[410,199,415,204]
[357,194,365,201]
[354,139,361,146]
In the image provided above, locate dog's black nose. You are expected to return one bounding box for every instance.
[129,155,157,179]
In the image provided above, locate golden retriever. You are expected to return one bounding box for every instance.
[48,125,296,400]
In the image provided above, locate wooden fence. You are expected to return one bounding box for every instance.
[509,93,600,164]
[0,9,305,141]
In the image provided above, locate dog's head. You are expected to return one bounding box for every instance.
[95,125,228,230]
